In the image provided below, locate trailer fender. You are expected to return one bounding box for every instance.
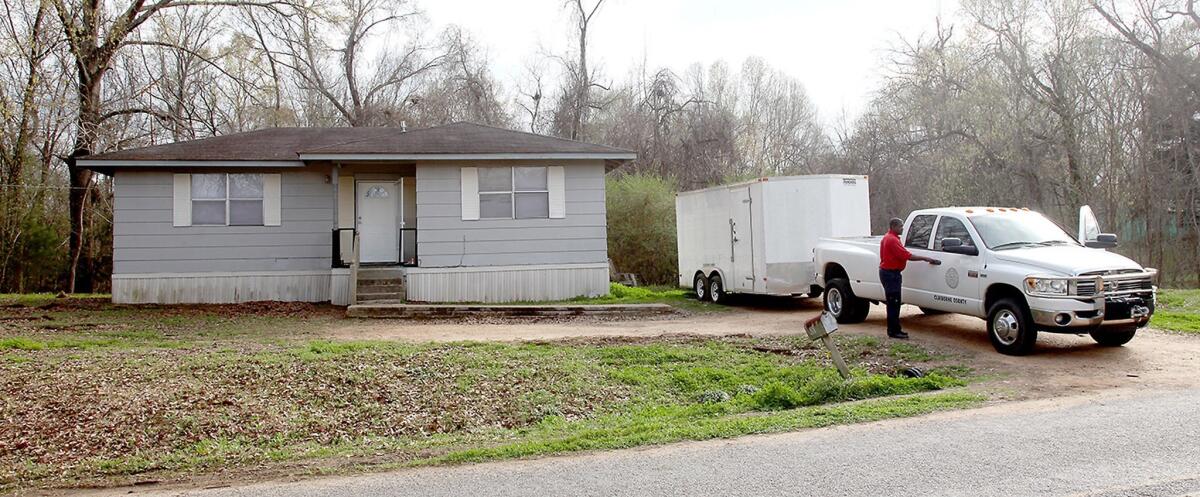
[703,266,728,288]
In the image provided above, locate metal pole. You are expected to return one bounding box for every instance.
[821,335,852,379]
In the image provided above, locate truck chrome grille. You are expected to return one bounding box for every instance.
[1074,271,1152,297]
[1076,281,1097,296]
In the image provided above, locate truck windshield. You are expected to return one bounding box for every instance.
[968,213,1078,250]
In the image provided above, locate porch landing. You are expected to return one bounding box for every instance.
[345,303,675,319]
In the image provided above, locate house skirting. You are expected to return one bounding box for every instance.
[405,263,608,303]
[113,270,352,305]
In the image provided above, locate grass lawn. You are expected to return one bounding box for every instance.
[560,283,725,313]
[0,295,980,491]
[1152,289,1200,334]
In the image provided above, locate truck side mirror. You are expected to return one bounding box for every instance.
[1085,233,1118,249]
[941,237,979,256]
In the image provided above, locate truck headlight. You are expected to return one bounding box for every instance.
[1025,277,1068,296]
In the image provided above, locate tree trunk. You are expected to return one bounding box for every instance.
[66,65,103,293]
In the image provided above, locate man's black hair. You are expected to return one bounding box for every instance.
[889,218,904,229]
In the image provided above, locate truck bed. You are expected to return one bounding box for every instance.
[814,235,887,301]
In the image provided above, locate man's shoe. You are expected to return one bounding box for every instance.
[888,331,910,339]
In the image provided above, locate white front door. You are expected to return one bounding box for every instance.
[729,187,754,292]
[357,181,399,263]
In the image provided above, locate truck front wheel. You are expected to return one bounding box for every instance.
[987,298,1037,355]
[825,278,869,324]
[1090,327,1137,347]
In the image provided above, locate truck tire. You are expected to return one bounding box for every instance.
[1090,327,1137,347]
[693,273,709,301]
[987,298,1037,355]
[824,278,869,324]
[708,273,726,304]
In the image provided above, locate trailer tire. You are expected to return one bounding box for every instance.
[708,273,726,304]
[824,278,868,324]
[693,273,709,301]
[987,298,1037,355]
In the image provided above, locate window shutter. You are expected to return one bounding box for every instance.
[173,174,191,227]
[263,173,282,226]
[548,165,566,219]
[461,167,479,220]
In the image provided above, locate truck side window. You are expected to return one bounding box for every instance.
[905,215,936,249]
[934,217,976,250]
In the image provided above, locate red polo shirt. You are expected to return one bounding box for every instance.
[879,231,912,271]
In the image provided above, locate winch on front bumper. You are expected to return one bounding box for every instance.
[1026,269,1156,331]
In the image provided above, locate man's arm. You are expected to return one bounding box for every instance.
[911,254,942,265]
[891,237,942,265]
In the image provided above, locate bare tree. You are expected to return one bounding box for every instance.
[553,0,606,140]
[268,0,448,127]
[49,0,288,292]
[0,0,59,289]
[410,27,510,126]
[516,58,548,133]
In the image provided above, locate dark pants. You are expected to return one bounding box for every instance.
[879,269,903,335]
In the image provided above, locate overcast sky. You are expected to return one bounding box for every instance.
[422,0,960,126]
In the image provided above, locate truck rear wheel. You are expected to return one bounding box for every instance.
[824,278,868,324]
[693,273,709,301]
[1090,327,1137,347]
[987,298,1037,355]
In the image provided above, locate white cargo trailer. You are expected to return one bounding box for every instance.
[676,175,871,302]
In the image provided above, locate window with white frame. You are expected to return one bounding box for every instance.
[478,166,549,219]
[190,173,264,226]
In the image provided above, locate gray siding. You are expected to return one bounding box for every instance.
[415,160,608,268]
[113,170,333,274]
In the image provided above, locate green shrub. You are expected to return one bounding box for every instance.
[608,283,654,299]
[753,382,807,409]
[606,173,678,285]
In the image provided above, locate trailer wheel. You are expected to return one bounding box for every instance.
[824,278,868,324]
[708,273,726,303]
[693,273,709,301]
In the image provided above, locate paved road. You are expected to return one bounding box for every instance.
[116,387,1200,497]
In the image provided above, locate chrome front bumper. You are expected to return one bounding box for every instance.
[1025,269,1157,330]
[1029,293,1154,330]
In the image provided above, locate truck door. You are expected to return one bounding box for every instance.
[927,216,983,313]
[1078,205,1100,243]
[901,214,938,307]
[729,187,755,292]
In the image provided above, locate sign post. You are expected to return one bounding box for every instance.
[804,312,851,379]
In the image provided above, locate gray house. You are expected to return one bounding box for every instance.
[79,123,636,305]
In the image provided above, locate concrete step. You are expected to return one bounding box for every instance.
[357,278,405,287]
[357,268,406,279]
[356,292,406,302]
[357,283,406,294]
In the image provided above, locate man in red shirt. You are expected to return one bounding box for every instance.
[880,218,941,339]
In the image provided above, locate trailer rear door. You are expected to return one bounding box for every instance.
[730,186,755,291]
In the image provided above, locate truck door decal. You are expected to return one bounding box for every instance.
[945,268,960,289]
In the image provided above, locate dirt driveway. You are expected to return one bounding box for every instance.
[332,298,1200,398]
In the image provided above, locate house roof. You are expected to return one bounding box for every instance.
[78,122,636,172]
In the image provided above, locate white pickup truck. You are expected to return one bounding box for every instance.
[813,206,1157,355]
